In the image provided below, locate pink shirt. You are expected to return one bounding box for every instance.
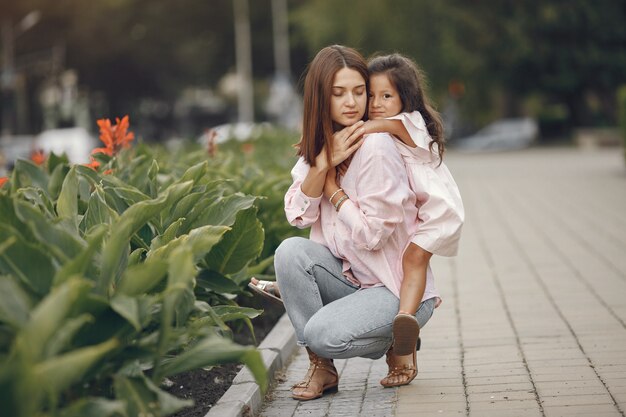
[284,133,439,302]
[388,111,465,257]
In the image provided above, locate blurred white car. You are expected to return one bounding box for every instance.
[36,127,97,164]
[456,118,538,151]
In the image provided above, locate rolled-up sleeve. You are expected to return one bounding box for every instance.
[411,164,465,256]
[284,158,322,228]
[337,134,412,250]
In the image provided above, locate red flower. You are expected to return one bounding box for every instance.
[0,177,8,188]
[30,149,47,166]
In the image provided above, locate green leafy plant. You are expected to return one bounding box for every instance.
[0,118,271,417]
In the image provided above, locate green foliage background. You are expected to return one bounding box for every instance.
[3,0,625,129]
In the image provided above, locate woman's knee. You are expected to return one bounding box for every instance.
[275,237,309,273]
[303,316,347,357]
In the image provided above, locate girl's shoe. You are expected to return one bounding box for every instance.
[391,312,420,355]
[380,345,418,388]
[247,278,283,305]
[292,348,339,400]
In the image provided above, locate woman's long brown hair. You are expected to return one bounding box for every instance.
[368,53,445,163]
[297,45,369,167]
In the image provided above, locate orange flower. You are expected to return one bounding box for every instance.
[84,159,100,171]
[86,115,135,170]
[0,177,8,188]
[30,149,47,166]
[93,115,135,157]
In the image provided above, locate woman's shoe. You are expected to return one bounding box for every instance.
[248,277,283,305]
[391,312,420,356]
[380,345,418,388]
[292,348,339,400]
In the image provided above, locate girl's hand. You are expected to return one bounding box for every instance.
[330,121,366,166]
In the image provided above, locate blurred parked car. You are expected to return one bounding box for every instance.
[36,127,97,164]
[0,128,96,174]
[456,118,538,151]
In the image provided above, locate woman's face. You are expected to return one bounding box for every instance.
[329,67,367,127]
[368,73,403,119]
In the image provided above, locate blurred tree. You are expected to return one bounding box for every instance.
[292,0,626,128]
[2,0,624,133]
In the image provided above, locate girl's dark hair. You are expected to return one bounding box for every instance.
[368,53,445,162]
[297,45,369,166]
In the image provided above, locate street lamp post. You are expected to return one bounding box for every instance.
[1,11,41,136]
[233,0,254,124]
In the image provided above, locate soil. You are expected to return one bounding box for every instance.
[166,295,285,417]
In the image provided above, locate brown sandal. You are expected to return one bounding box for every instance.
[292,348,339,400]
[392,313,420,355]
[380,343,419,388]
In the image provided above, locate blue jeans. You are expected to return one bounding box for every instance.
[275,237,436,360]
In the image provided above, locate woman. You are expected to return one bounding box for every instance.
[273,45,438,400]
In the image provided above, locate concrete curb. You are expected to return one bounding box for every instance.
[205,313,297,417]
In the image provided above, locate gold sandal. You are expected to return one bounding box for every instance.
[380,344,419,388]
[292,348,339,400]
[248,277,283,305]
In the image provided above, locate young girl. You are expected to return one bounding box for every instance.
[360,53,464,386]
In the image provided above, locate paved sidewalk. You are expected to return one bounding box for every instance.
[258,148,626,417]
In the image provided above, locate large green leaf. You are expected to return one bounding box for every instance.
[11,159,49,192]
[56,166,79,228]
[58,398,127,417]
[112,186,150,206]
[80,185,119,233]
[116,259,168,296]
[149,218,184,251]
[158,334,267,392]
[0,274,33,329]
[17,278,92,361]
[97,181,193,295]
[0,224,56,295]
[14,200,85,262]
[114,374,192,417]
[147,225,229,263]
[34,338,119,397]
[48,161,70,200]
[188,193,257,231]
[110,294,154,331]
[196,269,240,294]
[205,207,264,274]
[43,314,93,358]
[54,224,108,285]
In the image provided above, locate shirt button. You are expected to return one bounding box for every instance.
[300,207,305,212]
[304,199,309,204]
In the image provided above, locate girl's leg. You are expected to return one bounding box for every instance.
[398,243,432,315]
[381,243,434,387]
[274,236,359,347]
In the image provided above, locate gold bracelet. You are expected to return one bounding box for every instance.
[334,194,349,211]
[329,188,343,204]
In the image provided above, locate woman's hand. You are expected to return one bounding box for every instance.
[330,121,366,167]
[323,167,340,200]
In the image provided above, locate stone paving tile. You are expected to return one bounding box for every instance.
[258,149,626,417]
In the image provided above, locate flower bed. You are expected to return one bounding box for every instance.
[0,117,300,417]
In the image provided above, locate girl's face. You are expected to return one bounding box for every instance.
[330,67,367,127]
[368,73,403,119]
